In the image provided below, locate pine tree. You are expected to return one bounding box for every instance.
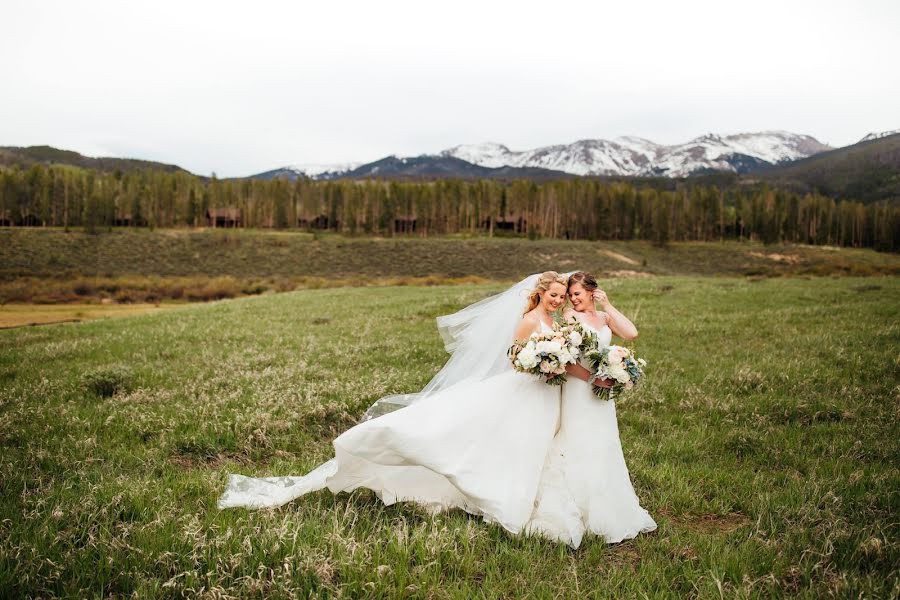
[187,188,198,227]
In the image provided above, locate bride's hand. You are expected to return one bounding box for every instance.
[593,377,614,389]
[592,289,610,308]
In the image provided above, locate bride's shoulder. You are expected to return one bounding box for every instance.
[519,310,541,325]
[562,308,580,322]
[514,311,541,339]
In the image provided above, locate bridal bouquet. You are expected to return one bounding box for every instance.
[508,320,595,385]
[583,345,647,400]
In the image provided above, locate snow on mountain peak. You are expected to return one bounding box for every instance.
[859,129,900,142]
[441,131,832,177]
[440,142,514,168]
[284,161,362,177]
[268,130,843,180]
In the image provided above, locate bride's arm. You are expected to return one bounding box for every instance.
[565,363,613,387]
[561,309,613,386]
[594,290,638,341]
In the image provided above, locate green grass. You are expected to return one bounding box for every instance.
[1,277,898,597]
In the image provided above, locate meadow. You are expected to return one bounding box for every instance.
[2,228,899,306]
[1,275,898,597]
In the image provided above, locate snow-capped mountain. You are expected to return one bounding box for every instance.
[285,162,362,177]
[859,129,900,143]
[442,131,832,177]
[251,162,363,180]
[250,131,835,180]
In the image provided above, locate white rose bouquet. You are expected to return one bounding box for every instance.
[559,318,598,356]
[582,345,647,400]
[507,320,595,385]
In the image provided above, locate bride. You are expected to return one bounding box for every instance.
[557,271,657,543]
[219,271,655,546]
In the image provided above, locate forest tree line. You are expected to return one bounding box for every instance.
[0,164,897,251]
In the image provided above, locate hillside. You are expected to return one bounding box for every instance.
[0,145,191,174]
[755,133,900,202]
[2,229,898,283]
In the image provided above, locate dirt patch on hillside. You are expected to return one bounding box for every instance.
[606,270,654,278]
[747,251,802,264]
[601,250,640,265]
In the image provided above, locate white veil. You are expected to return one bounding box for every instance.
[362,273,542,420]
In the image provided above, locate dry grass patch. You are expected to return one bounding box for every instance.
[0,302,182,328]
[671,512,751,534]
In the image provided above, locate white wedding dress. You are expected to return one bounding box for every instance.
[219,321,568,538]
[219,275,656,547]
[551,319,657,543]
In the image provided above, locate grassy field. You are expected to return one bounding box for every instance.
[1,277,898,597]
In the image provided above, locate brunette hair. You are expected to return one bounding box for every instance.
[524,271,567,314]
[567,271,598,293]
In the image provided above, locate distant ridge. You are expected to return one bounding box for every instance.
[0,145,191,174]
[758,133,900,202]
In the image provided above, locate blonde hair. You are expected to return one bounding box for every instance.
[524,271,568,314]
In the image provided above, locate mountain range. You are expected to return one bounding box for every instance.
[2,130,898,202]
[264,131,837,181]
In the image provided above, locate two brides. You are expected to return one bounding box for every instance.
[219,271,656,548]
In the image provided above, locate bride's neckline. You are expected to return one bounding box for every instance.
[572,313,609,332]
[531,311,554,330]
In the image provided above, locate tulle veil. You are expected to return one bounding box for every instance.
[218,273,549,509]
[362,272,542,420]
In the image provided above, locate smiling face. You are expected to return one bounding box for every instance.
[541,282,567,312]
[568,282,592,312]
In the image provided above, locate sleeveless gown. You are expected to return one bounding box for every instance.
[220,321,563,538]
[551,320,657,543]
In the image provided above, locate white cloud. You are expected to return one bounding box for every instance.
[2,0,898,175]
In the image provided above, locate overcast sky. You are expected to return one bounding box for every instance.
[3,0,898,176]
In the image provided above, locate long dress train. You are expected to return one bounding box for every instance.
[220,322,571,538]
[219,319,656,547]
